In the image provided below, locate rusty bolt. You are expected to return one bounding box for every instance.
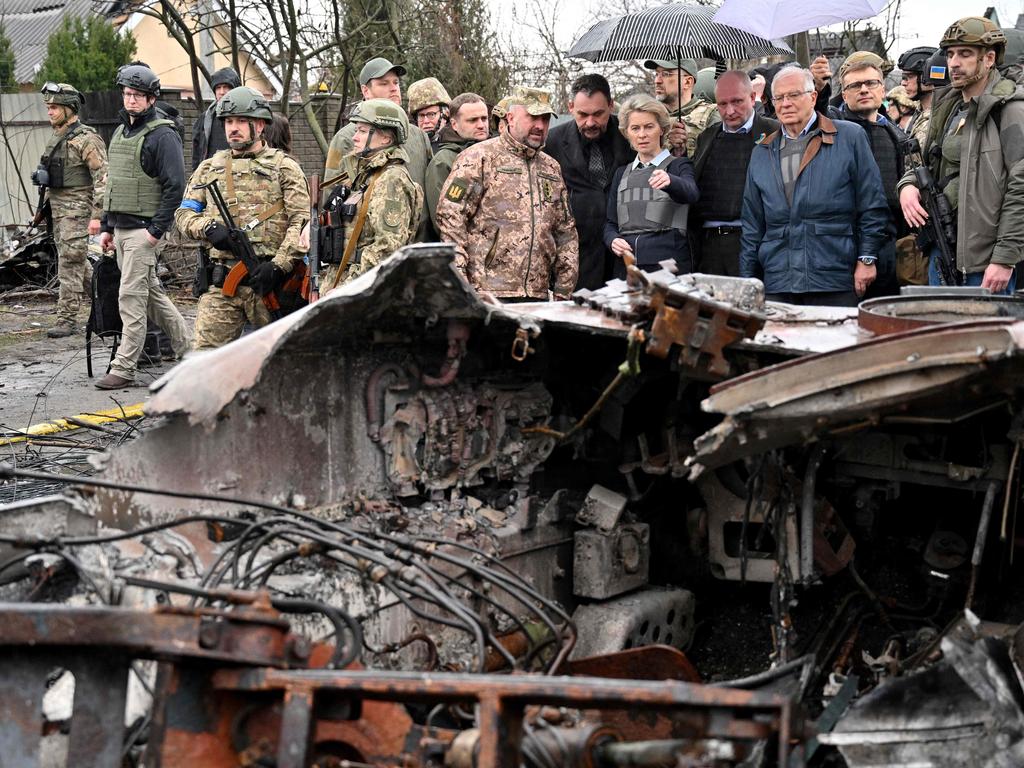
[198,619,223,649]
[287,635,312,662]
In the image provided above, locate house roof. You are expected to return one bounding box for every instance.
[2,0,120,84]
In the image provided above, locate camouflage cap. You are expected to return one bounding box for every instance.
[838,51,893,80]
[886,85,916,108]
[506,86,556,117]
[407,77,451,114]
[644,58,699,78]
[41,82,84,111]
[359,57,407,86]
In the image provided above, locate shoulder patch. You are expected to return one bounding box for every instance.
[445,177,469,202]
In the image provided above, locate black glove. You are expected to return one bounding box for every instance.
[251,260,282,296]
[205,222,233,252]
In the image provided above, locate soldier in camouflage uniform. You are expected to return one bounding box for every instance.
[436,87,578,301]
[407,77,451,149]
[321,99,422,291]
[176,87,310,349]
[645,58,721,158]
[37,83,107,337]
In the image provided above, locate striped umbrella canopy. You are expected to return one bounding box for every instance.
[567,3,792,64]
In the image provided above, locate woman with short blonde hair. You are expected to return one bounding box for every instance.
[604,94,699,276]
[617,95,672,147]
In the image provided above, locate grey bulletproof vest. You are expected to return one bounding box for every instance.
[616,155,688,235]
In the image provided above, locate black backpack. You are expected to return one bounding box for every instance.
[87,255,122,337]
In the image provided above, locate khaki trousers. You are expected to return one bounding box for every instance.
[109,228,191,379]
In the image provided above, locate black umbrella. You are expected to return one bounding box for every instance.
[568,3,792,110]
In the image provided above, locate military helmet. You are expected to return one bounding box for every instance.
[210,67,242,90]
[838,50,892,80]
[694,67,717,102]
[407,77,451,115]
[897,46,937,75]
[115,64,160,96]
[40,82,84,111]
[886,85,916,109]
[216,86,273,121]
[921,49,952,87]
[350,98,409,143]
[941,16,1007,63]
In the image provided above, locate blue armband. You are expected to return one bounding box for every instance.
[179,199,205,213]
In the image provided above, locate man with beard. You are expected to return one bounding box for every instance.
[191,66,242,170]
[437,86,578,301]
[900,17,1024,292]
[176,87,309,348]
[545,73,634,289]
[644,58,720,158]
[424,92,490,233]
[36,82,107,338]
[95,64,190,388]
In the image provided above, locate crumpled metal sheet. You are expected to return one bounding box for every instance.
[687,319,1024,478]
[147,245,540,426]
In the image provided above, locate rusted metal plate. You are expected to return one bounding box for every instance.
[859,294,1024,336]
[567,646,702,683]
[688,319,1024,477]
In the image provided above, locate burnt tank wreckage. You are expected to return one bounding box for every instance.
[5,245,1024,766]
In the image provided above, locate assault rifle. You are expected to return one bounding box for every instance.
[304,174,321,303]
[197,179,283,319]
[913,165,962,287]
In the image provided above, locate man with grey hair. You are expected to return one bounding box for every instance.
[691,70,779,275]
[739,65,889,306]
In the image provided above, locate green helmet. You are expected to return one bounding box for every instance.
[40,82,84,112]
[694,67,717,102]
[350,98,409,143]
[216,86,273,121]
[941,16,1007,64]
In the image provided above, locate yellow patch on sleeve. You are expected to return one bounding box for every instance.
[445,178,468,203]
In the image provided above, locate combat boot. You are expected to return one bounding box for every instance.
[46,320,77,338]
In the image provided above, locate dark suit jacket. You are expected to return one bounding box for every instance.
[546,116,634,290]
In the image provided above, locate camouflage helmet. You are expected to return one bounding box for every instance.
[40,82,84,112]
[407,77,451,115]
[886,85,916,109]
[694,67,717,102]
[838,51,893,80]
[115,64,160,96]
[940,16,1007,63]
[350,98,409,143]
[216,86,273,121]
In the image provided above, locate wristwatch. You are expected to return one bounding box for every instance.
[857,256,877,266]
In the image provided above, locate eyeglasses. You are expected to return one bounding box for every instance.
[842,79,884,93]
[122,91,148,101]
[773,90,812,103]
[417,108,442,120]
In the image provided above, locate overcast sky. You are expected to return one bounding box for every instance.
[496,0,1024,64]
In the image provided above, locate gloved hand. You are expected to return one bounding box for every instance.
[251,260,282,296]
[205,222,233,252]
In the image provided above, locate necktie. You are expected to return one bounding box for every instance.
[588,143,607,188]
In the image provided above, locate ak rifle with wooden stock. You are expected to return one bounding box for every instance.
[199,179,283,319]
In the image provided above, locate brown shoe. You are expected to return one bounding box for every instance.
[94,373,134,390]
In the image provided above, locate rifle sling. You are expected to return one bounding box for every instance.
[224,153,285,227]
[326,172,382,292]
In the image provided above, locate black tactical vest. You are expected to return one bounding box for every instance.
[41,122,95,189]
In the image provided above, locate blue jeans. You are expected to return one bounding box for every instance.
[927,247,1017,293]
